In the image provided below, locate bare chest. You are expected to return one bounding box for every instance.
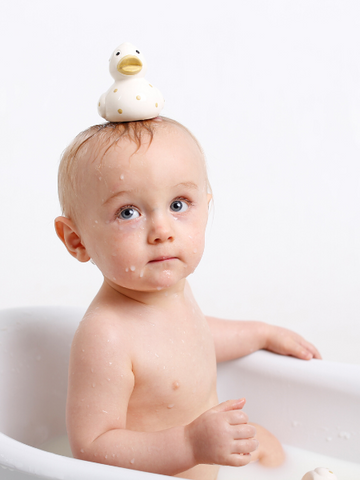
[126,310,218,430]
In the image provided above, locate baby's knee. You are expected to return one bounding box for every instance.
[249,422,285,467]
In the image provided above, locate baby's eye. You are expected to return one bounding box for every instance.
[170,200,189,213]
[118,207,140,220]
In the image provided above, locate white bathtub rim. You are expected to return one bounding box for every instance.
[0,432,171,480]
[222,350,360,396]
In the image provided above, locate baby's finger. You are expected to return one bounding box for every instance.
[213,398,246,413]
[231,423,256,438]
[228,410,249,425]
[227,453,252,467]
[300,339,322,359]
[232,438,259,455]
[286,336,317,360]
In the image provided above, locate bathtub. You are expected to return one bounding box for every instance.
[0,306,359,480]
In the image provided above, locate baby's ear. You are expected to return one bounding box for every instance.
[54,216,90,263]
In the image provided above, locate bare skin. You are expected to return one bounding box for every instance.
[55,122,321,479]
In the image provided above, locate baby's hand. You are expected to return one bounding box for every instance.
[264,325,322,360]
[185,399,258,467]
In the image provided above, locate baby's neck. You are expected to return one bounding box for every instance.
[101,277,189,308]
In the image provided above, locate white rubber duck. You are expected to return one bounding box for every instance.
[98,42,165,122]
[301,467,338,480]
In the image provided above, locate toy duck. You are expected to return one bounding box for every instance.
[98,42,165,122]
[301,467,338,480]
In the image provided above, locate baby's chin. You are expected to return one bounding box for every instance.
[103,257,201,294]
[103,272,185,295]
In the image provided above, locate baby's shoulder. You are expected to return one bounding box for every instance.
[71,304,134,362]
[68,304,135,395]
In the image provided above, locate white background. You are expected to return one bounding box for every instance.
[0,1,359,364]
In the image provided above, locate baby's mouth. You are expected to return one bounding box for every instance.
[148,256,177,263]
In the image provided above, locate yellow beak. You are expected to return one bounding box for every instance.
[117,55,143,75]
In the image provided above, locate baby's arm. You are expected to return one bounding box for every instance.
[206,317,322,363]
[67,319,258,475]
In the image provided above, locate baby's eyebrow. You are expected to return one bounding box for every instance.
[102,182,198,206]
[102,190,129,206]
[174,181,198,190]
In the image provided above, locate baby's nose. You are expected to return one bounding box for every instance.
[147,213,174,244]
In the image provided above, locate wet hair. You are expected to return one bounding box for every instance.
[58,117,209,222]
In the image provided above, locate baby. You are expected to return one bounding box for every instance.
[55,117,321,480]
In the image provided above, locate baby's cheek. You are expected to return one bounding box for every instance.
[186,231,206,271]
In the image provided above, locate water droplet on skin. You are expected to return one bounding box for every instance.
[130,266,136,271]
[80,449,84,453]
[130,458,135,464]
[98,177,102,181]
[193,249,197,253]
[154,353,159,358]
[94,220,98,224]
[92,383,96,388]
[109,362,112,365]
[125,268,129,272]
[91,368,94,373]
[102,410,108,414]
[167,404,175,409]
[139,269,144,278]
[120,174,124,180]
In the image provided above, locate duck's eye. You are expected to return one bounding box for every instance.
[116,51,120,56]
[170,200,189,213]
[119,207,140,220]
[136,50,140,54]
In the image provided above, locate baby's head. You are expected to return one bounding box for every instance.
[55,117,212,293]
